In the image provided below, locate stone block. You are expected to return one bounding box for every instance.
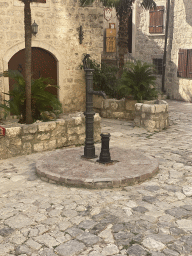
[34,143,44,152]
[135,103,142,111]
[23,124,37,134]
[10,137,22,146]
[56,119,66,126]
[38,122,56,132]
[103,99,110,109]
[155,104,166,113]
[125,100,137,111]
[73,117,83,125]
[142,104,155,113]
[112,112,124,119]
[134,118,141,126]
[37,133,51,141]
[44,140,56,150]
[22,134,34,141]
[110,101,118,111]
[22,142,32,155]
[6,127,21,137]
[143,120,156,132]
[94,113,101,122]
[56,137,67,148]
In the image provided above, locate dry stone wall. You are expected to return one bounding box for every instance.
[0,0,104,117]
[93,95,137,120]
[134,100,169,132]
[0,113,101,160]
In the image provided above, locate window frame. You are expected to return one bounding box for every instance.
[148,5,166,36]
[177,49,192,79]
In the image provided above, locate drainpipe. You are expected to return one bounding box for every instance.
[162,0,171,93]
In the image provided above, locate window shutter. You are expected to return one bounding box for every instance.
[177,49,187,78]
[187,49,192,78]
[149,6,164,34]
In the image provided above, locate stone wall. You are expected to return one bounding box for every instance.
[134,100,169,132]
[93,95,137,120]
[165,0,192,101]
[134,0,166,91]
[0,0,104,118]
[0,113,101,160]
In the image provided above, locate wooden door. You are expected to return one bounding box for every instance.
[8,47,57,96]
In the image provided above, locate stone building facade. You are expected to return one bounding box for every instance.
[133,0,192,101]
[0,0,104,118]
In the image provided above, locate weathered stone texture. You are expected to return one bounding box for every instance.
[0,112,101,160]
[93,95,137,120]
[134,100,169,132]
[0,0,104,118]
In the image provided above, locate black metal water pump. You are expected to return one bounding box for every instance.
[82,54,106,159]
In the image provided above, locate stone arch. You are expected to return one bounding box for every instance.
[2,41,62,101]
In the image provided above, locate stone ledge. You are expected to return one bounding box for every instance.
[0,112,101,160]
[36,147,159,189]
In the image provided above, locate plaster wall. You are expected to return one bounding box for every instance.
[134,0,166,91]
[0,0,104,117]
[165,0,192,101]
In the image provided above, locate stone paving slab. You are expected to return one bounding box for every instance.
[0,100,192,256]
[36,147,159,188]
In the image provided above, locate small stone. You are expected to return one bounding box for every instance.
[163,248,179,256]
[55,240,85,256]
[132,206,148,213]
[34,234,59,248]
[98,225,114,243]
[183,186,192,197]
[142,237,166,251]
[127,244,147,256]
[101,244,119,255]
[77,232,100,245]
[176,219,192,231]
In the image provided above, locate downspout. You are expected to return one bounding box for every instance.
[162,0,170,93]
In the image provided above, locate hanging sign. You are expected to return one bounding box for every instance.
[0,126,5,136]
[104,8,112,21]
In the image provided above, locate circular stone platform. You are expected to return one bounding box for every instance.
[36,146,159,188]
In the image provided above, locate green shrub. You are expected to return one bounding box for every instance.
[117,60,158,101]
[0,70,62,123]
[81,58,123,99]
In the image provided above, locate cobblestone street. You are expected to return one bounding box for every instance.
[0,100,192,256]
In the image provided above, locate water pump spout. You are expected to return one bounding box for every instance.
[88,89,106,99]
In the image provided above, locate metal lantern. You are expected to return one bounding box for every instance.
[32,20,38,36]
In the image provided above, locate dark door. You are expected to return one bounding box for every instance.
[8,47,57,96]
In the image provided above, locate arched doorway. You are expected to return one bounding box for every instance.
[8,47,57,96]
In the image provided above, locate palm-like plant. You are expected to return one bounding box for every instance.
[0,70,62,122]
[117,60,157,101]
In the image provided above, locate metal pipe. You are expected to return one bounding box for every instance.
[162,0,171,93]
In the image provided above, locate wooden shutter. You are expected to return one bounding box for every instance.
[149,6,164,34]
[177,49,187,78]
[187,49,192,78]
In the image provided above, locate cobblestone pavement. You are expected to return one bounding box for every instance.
[0,100,192,256]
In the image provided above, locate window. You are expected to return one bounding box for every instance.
[149,6,164,34]
[153,58,163,75]
[177,49,192,78]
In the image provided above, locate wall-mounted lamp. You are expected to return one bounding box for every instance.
[79,25,84,44]
[32,20,38,36]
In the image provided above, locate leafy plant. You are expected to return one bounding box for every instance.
[0,70,62,123]
[117,60,158,101]
[81,57,122,99]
